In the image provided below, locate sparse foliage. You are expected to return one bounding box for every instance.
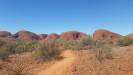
[33,40,61,61]
[94,40,113,63]
[116,37,133,46]
[0,46,11,60]
[0,40,14,60]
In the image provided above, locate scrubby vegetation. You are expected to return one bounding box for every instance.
[0,39,61,61]
[116,37,133,46]
[13,40,38,54]
[0,35,114,63]
[33,40,61,61]
[0,39,61,75]
[0,39,38,60]
[59,36,95,50]
[0,39,14,60]
[59,36,113,63]
[94,40,113,62]
[1,34,133,75]
[0,47,11,60]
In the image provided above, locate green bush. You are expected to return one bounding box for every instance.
[33,40,61,61]
[116,37,133,46]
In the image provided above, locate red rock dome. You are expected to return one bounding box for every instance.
[60,31,88,40]
[0,31,11,37]
[93,29,122,40]
[14,30,39,41]
[38,34,48,39]
[47,33,60,39]
[126,33,133,39]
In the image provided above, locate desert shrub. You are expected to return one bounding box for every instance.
[25,40,38,51]
[33,40,61,61]
[13,40,38,54]
[60,36,95,50]
[48,35,96,50]
[95,46,113,63]
[116,37,133,46]
[0,39,6,46]
[0,39,39,60]
[81,35,95,49]
[0,40,15,60]
[61,40,83,50]
[0,46,11,60]
[14,43,28,54]
[94,40,113,63]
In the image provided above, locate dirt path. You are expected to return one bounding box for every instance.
[37,50,76,75]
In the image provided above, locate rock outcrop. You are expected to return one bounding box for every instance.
[60,31,88,40]
[38,34,48,39]
[47,33,60,39]
[0,31,11,37]
[126,33,133,39]
[93,29,122,40]
[14,30,39,41]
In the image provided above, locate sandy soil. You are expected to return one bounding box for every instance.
[37,50,76,75]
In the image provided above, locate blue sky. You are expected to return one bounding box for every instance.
[0,0,133,35]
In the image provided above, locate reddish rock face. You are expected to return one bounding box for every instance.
[93,29,122,40]
[60,31,88,40]
[14,30,39,41]
[0,31,11,37]
[38,34,48,39]
[47,33,60,39]
[126,33,133,39]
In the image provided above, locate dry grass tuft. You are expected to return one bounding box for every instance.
[6,56,35,75]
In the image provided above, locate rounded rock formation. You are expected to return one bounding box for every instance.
[14,30,39,41]
[93,29,122,40]
[38,34,48,39]
[60,31,88,40]
[0,31,11,37]
[47,33,60,39]
[126,33,133,39]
